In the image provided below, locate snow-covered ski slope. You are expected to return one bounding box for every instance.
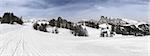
[0,23,149,56]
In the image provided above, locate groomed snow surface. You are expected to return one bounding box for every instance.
[0,23,149,56]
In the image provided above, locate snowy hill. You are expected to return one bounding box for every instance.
[0,23,149,56]
[122,18,146,25]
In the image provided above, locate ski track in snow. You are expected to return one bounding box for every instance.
[0,23,149,56]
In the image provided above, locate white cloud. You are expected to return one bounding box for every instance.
[0,0,149,22]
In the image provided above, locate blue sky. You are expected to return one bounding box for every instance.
[0,0,149,21]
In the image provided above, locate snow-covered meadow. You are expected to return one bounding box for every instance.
[0,23,149,56]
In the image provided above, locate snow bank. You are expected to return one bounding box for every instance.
[0,23,149,56]
[0,24,23,34]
